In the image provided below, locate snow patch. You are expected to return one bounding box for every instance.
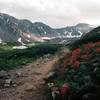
[12,46,27,49]
[60,40,66,44]
[37,39,44,42]
[0,38,2,43]
[44,31,47,34]
[41,37,52,40]
[6,18,9,23]
[78,31,83,36]
[26,39,30,42]
[38,27,43,30]
[17,37,25,45]
[27,34,31,38]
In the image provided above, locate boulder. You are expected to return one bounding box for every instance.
[44,72,56,83]
[0,70,9,79]
[16,72,22,77]
[5,79,12,84]
[12,84,17,87]
[4,79,12,88]
[4,83,10,87]
[93,62,99,67]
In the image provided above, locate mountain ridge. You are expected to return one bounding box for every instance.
[0,13,94,44]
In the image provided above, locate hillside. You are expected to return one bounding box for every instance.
[45,27,100,100]
[70,26,100,48]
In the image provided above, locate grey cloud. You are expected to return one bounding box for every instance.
[0,0,100,27]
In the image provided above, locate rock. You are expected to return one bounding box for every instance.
[93,67,98,72]
[0,79,5,87]
[92,58,100,63]
[44,72,56,83]
[82,93,98,100]
[0,70,8,79]
[47,72,55,78]
[93,62,99,67]
[4,79,12,87]
[36,63,39,66]
[4,83,10,87]
[18,98,23,100]
[25,84,34,92]
[12,84,17,87]
[16,72,22,77]
[5,79,12,84]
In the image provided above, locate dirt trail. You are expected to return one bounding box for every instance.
[0,48,69,100]
[0,54,59,100]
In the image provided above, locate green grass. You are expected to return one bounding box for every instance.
[0,43,62,71]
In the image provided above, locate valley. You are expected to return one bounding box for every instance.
[0,12,100,100]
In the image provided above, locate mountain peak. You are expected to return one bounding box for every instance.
[75,23,90,27]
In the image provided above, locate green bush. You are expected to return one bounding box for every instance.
[0,43,62,70]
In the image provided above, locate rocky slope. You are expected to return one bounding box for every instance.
[0,13,94,44]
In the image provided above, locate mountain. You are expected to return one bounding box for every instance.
[46,23,93,44]
[71,26,100,48]
[0,13,44,45]
[55,23,93,37]
[0,13,94,44]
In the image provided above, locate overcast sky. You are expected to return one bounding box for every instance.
[0,0,100,27]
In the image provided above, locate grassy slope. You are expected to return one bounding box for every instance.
[0,43,62,71]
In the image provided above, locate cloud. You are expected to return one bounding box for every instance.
[0,0,100,27]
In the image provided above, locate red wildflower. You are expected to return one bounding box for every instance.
[60,83,70,95]
[95,48,100,52]
[94,41,100,45]
[72,48,81,56]
[84,43,95,49]
[64,60,67,66]
[73,60,80,69]
[68,59,73,65]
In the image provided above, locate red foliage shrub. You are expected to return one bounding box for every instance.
[72,48,81,56]
[64,60,67,66]
[72,60,80,69]
[95,48,100,53]
[60,83,70,95]
[63,41,100,70]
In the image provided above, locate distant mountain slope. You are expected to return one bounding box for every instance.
[0,13,44,44]
[0,13,94,44]
[70,26,100,48]
[82,26,100,42]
